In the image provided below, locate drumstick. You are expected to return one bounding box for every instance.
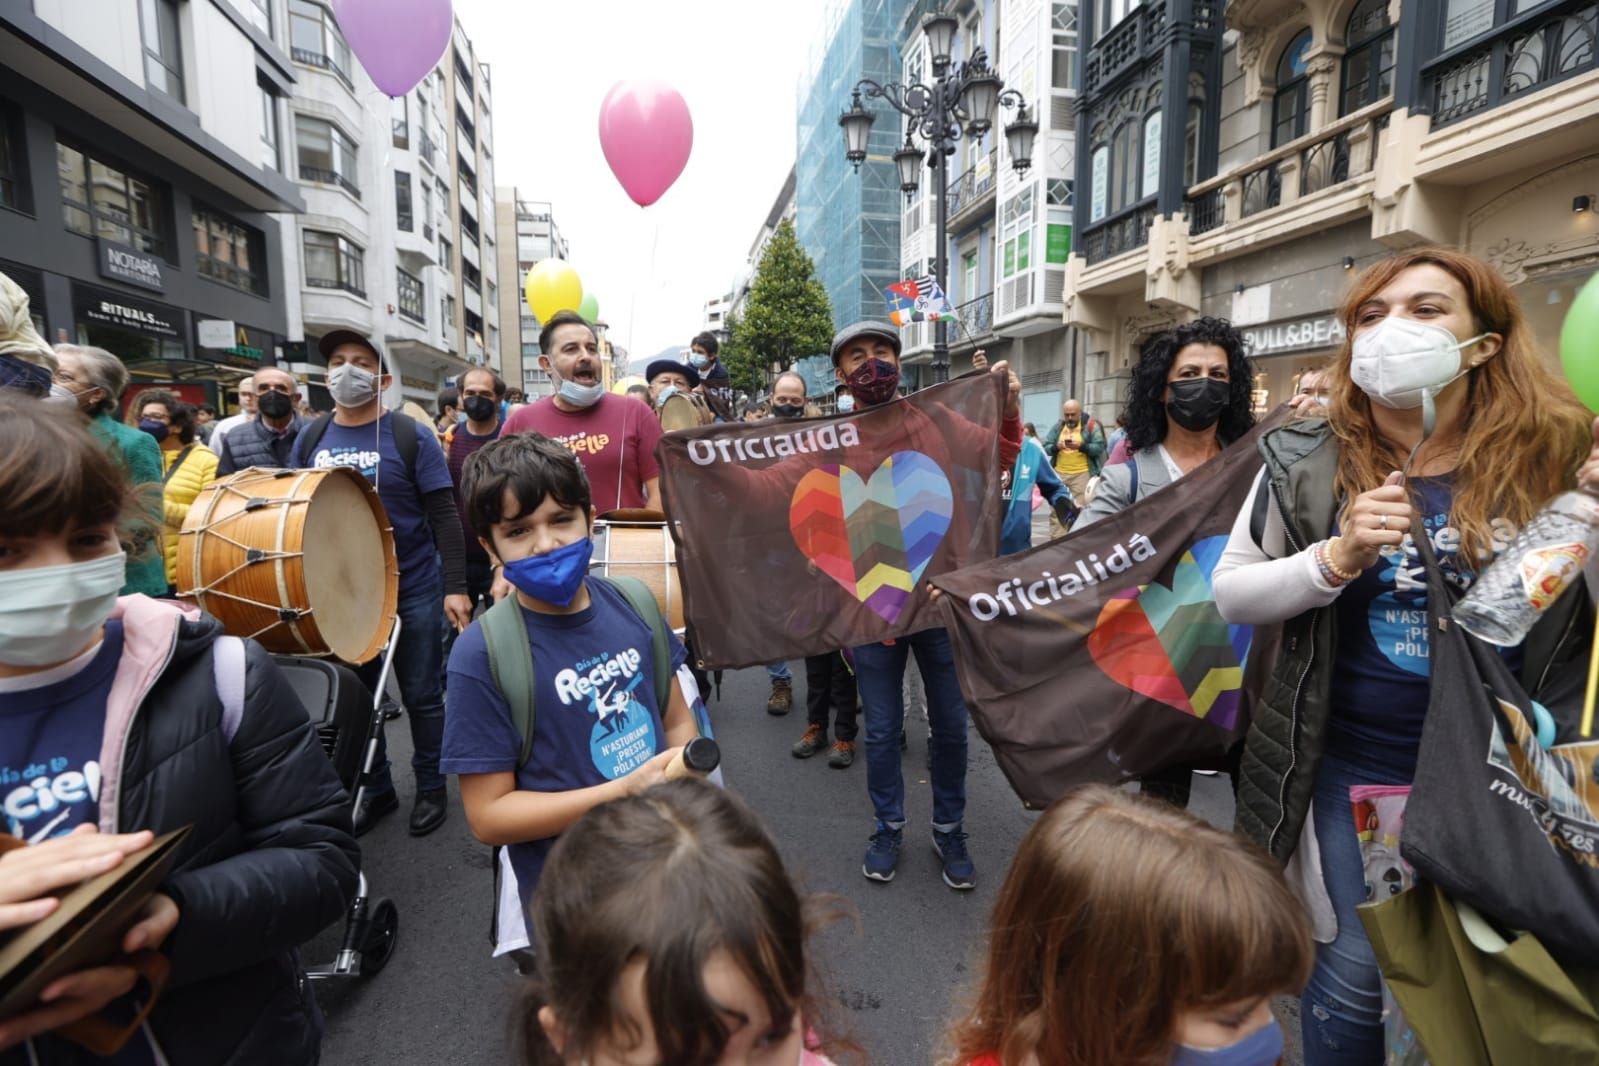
[662,737,721,781]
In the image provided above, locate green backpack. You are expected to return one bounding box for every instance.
[479,575,674,768]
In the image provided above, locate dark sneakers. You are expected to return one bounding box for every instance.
[792,724,828,758]
[409,788,447,836]
[862,825,903,882]
[933,828,976,890]
[827,739,855,768]
[766,678,793,715]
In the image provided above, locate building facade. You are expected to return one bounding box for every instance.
[796,0,910,329]
[0,0,300,412]
[728,165,798,324]
[493,189,569,398]
[896,0,1083,421]
[278,2,498,413]
[1063,0,1599,417]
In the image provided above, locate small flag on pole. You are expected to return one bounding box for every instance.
[885,276,959,326]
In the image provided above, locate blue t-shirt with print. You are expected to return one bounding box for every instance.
[295,413,454,591]
[440,579,688,917]
[1328,476,1519,767]
[1,622,122,844]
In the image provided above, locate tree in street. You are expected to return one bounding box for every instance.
[726,220,834,394]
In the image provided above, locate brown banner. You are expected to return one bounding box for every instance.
[657,373,1006,669]
[931,420,1281,810]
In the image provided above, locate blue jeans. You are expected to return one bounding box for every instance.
[1303,747,1414,1066]
[766,662,792,682]
[853,628,968,831]
[360,576,447,795]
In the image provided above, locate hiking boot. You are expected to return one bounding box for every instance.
[862,825,903,883]
[932,828,976,890]
[827,739,855,768]
[766,677,793,716]
[791,724,827,759]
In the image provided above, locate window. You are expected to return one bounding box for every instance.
[1002,186,1035,278]
[1095,0,1141,39]
[1111,120,1139,210]
[1090,145,1108,221]
[1052,3,1079,91]
[194,206,266,295]
[395,171,413,231]
[392,94,409,150]
[56,143,169,258]
[295,115,359,198]
[302,229,365,297]
[1341,0,1395,115]
[397,268,425,323]
[248,0,272,35]
[289,1,352,88]
[1140,110,1162,199]
[461,257,481,290]
[0,108,19,210]
[438,233,452,272]
[1441,0,1495,50]
[420,180,432,236]
[138,0,184,102]
[1272,31,1312,147]
[258,78,280,172]
[486,279,497,309]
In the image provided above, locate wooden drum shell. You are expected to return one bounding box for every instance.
[177,467,399,664]
[591,518,684,632]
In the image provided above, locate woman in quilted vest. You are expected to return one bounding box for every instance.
[130,390,218,594]
[1212,248,1599,1066]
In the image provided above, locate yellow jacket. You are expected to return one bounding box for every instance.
[159,442,219,586]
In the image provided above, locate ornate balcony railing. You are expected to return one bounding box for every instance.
[1082,202,1156,264]
[953,292,995,339]
[1185,186,1224,235]
[1425,0,1597,129]
[291,48,354,91]
[1083,1,1168,93]
[1241,162,1282,218]
[305,277,366,299]
[946,150,998,222]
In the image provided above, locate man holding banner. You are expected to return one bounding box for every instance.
[656,321,1022,891]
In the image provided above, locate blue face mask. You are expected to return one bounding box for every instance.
[1169,1020,1285,1066]
[500,536,593,607]
[688,351,710,370]
[655,384,680,408]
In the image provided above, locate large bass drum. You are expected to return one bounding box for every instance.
[177,467,399,664]
[591,509,684,632]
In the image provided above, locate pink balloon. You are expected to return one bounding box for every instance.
[332,0,453,98]
[598,81,694,208]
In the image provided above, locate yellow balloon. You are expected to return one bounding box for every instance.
[524,259,583,322]
[611,375,646,395]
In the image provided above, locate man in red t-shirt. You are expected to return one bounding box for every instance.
[501,311,663,514]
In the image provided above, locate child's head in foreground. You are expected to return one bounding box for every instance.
[522,780,847,1066]
[948,784,1313,1066]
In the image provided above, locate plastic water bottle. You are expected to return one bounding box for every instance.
[1453,489,1599,646]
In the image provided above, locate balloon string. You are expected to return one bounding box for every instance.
[626,213,662,363]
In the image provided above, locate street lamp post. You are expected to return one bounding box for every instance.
[840,12,1038,384]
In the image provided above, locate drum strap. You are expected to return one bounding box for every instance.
[481,576,673,768]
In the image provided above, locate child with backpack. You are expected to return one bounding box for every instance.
[945,785,1313,1066]
[520,779,847,1065]
[440,432,698,935]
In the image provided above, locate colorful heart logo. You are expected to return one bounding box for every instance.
[789,451,953,624]
[1086,536,1252,729]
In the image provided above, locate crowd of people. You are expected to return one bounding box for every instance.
[1,243,1597,1065]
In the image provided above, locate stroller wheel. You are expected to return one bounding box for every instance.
[357,897,399,977]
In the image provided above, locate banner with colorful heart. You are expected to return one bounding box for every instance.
[931,417,1283,809]
[655,373,1008,669]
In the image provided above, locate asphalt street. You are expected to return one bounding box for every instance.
[314,496,1301,1066]
[311,665,1304,1065]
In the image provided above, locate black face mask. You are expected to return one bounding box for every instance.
[771,403,805,419]
[462,395,497,423]
[257,390,294,420]
[1165,376,1231,432]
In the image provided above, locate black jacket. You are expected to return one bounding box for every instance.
[11,598,359,1065]
[216,415,307,475]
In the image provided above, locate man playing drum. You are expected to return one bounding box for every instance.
[294,330,471,838]
[647,357,714,432]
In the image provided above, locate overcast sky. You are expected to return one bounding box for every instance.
[454,0,837,361]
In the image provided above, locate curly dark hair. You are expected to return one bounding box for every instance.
[1123,316,1255,453]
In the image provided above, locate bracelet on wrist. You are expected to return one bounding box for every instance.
[1321,538,1362,582]
[1311,542,1345,587]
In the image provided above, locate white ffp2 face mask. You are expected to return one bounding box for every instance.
[1350,316,1487,409]
[0,552,126,667]
[327,364,379,408]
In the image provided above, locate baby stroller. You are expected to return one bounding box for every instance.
[274,619,402,980]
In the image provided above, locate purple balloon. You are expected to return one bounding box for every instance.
[331,0,453,98]
[598,80,694,208]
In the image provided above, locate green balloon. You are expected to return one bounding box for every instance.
[1562,272,1599,412]
[579,292,600,322]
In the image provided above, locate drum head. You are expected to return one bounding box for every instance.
[302,472,391,663]
[659,393,703,432]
